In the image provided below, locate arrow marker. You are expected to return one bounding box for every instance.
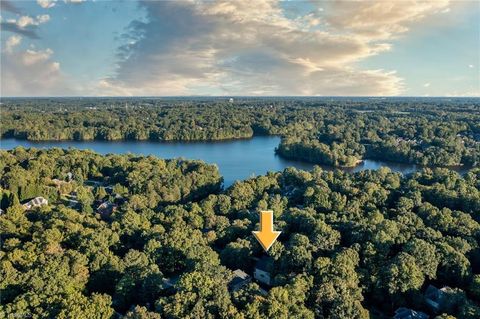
[252,210,281,252]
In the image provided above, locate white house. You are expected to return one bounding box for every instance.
[22,197,48,210]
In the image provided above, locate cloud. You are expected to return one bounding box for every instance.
[4,0,459,97]
[4,35,22,53]
[1,45,72,96]
[37,0,86,8]
[37,0,56,9]
[0,22,40,39]
[423,83,431,88]
[100,0,450,96]
[468,64,475,68]
[323,0,450,40]
[1,15,50,39]
[17,15,50,27]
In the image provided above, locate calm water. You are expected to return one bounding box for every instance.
[0,137,463,187]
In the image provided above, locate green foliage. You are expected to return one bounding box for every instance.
[1,148,480,318]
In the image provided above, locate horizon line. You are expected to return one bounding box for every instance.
[1,95,479,99]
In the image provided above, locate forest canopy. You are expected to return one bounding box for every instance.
[1,148,480,318]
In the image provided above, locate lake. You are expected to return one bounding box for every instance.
[0,137,458,187]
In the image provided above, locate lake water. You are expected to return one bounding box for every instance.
[0,137,462,187]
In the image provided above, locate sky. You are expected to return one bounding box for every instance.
[0,0,479,97]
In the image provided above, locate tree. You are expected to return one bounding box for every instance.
[384,253,424,295]
[404,238,439,279]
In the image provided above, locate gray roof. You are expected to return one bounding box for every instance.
[394,307,429,319]
[255,256,272,272]
[229,269,251,291]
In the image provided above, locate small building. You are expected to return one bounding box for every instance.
[65,198,81,209]
[394,307,429,319]
[229,269,251,292]
[229,98,234,103]
[97,201,117,216]
[424,285,452,312]
[85,180,103,187]
[254,256,273,286]
[161,275,180,291]
[22,197,48,210]
[51,178,66,186]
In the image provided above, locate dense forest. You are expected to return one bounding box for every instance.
[1,97,479,168]
[1,148,480,318]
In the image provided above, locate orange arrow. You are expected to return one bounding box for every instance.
[252,210,281,252]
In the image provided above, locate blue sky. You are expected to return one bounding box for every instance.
[1,0,479,97]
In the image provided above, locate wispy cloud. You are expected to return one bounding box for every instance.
[0,22,41,39]
[1,15,50,39]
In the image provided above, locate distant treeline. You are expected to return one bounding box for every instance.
[1,97,479,167]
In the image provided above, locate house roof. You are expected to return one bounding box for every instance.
[232,269,250,280]
[229,269,251,291]
[22,197,48,208]
[425,284,451,301]
[394,307,429,319]
[255,256,272,272]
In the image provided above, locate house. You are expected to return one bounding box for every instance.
[22,197,48,210]
[393,307,429,319]
[424,285,452,312]
[97,201,117,216]
[228,269,251,292]
[161,275,180,290]
[85,180,103,187]
[51,178,66,186]
[254,256,273,286]
[51,172,73,186]
[65,198,81,209]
